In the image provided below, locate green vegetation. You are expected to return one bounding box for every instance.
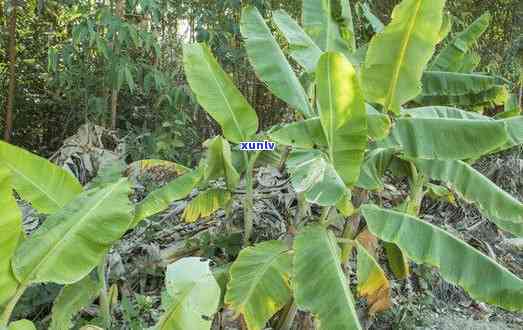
[1,0,522,329]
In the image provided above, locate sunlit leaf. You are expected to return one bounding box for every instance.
[316,52,367,186]
[361,0,445,113]
[225,241,292,330]
[356,242,392,315]
[133,168,203,227]
[0,141,83,214]
[183,43,258,143]
[13,179,133,285]
[0,168,23,308]
[154,258,220,330]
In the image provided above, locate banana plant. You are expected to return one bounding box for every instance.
[217,1,523,329]
[1,1,522,329]
[0,142,134,327]
[153,257,220,330]
[276,1,511,112]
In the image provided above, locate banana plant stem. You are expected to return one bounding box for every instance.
[0,283,28,326]
[97,257,111,329]
[276,300,298,330]
[242,151,260,245]
[340,213,359,266]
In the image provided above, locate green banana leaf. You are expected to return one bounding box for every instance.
[286,150,346,206]
[6,320,35,330]
[133,168,203,227]
[302,0,351,56]
[272,9,322,73]
[437,13,452,43]
[336,0,357,51]
[225,241,292,330]
[241,6,312,118]
[154,257,220,330]
[0,141,83,214]
[401,106,490,120]
[316,52,367,186]
[356,147,397,191]
[458,51,481,73]
[182,188,231,223]
[499,93,521,117]
[50,274,101,330]
[414,159,523,236]
[381,117,508,160]
[361,0,445,113]
[416,71,508,106]
[270,118,328,149]
[203,136,240,190]
[502,116,523,150]
[183,43,258,143]
[399,107,523,151]
[12,179,133,285]
[430,13,491,72]
[270,105,388,146]
[361,205,523,311]
[366,104,392,141]
[294,225,361,330]
[0,169,23,308]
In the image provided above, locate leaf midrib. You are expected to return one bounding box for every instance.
[384,0,423,112]
[158,285,195,330]
[19,180,125,284]
[204,49,245,142]
[324,231,359,321]
[4,162,62,210]
[234,250,287,313]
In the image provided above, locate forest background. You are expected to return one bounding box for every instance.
[0,0,521,164]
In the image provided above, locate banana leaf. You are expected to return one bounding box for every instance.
[361,205,523,311]
[430,13,490,72]
[361,0,445,113]
[225,241,292,330]
[153,258,220,330]
[294,225,361,329]
[0,141,83,214]
[241,6,313,118]
[414,159,523,236]
[12,179,133,285]
[316,52,367,186]
[183,44,258,143]
[0,169,23,308]
[416,71,508,107]
[272,9,322,73]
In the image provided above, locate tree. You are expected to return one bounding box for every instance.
[4,0,17,142]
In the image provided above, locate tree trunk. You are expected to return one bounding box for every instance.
[110,88,119,130]
[4,1,17,142]
[110,0,124,130]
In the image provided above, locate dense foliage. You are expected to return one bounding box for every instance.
[0,0,522,329]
